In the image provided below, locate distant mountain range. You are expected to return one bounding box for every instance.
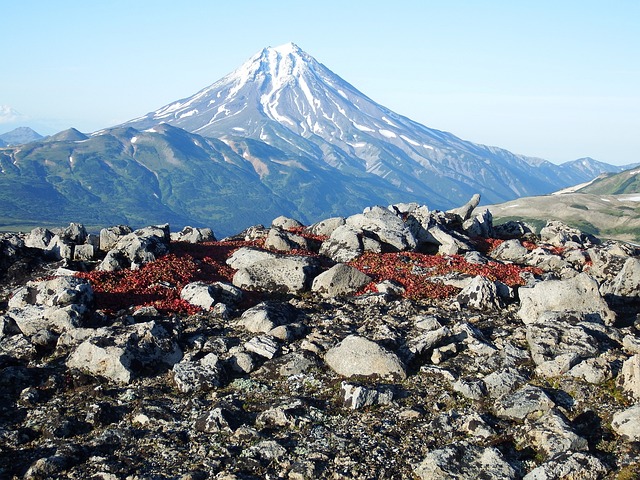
[0,127,43,146]
[576,167,640,195]
[0,43,634,235]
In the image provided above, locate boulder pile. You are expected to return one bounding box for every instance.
[1,197,639,479]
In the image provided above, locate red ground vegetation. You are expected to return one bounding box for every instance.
[77,237,543,314]
[349,251,542,301]
[77,240,261,315]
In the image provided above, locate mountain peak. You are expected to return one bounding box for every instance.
[267,42,304,56]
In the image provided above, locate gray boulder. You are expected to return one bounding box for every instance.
[611,404,640,442]
[264,228,311,252]
[170,226,215,243]
[226,247,277,270]
[346,205,416,252]
[540,220,599,248]
[244,335,280,359]
[463,208,494,238]
[319,225,364,263]
[455,275,503,310]
[238,302,298,333]
[523,452,608,480]
[311,263,371,298]
[24,227,53,249]
[66,321,182,384]
[413,441,517,480]
[603,257,640,299]
[525,313,601,366]
[495,385,555,421]
[325,334,406,380]
[525,409,588,458]
[232,254,320,294]
[618,354,640,400]
[491,239,529,264]
[307,217,346,237]
[271,215,304,230]
[493,220,535,240]
[341,381,394,410]
[98,225,169,271]
[180,281,242,310]
[518,273,616,325]
[447,193,481,221]
[99,225,132,252]
[171,353,224,393]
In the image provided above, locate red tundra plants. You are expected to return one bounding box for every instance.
[349,251,541,301]
[77,240,262,315]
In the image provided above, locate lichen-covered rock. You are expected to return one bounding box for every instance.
[523,451,608,480]
[66,321,182,384]
[495,385,555,421]
[525,313,603,366]
[346,206,417,252]
[264,227,312,252]
[611,404,640,442]
[170,226,215,243]
[171,353,224,393]
[455,275,503,310]
[341,381,394,410]
[311,263,371,298]
[524,409,588,458]
[413,441,517,480]
[325,334,406,380]
[271,215,304,230]
[518,273,616,325]
[319,225,364,263]
[232,255,320,294]
[618,354,640,400]
[238,301,298,333]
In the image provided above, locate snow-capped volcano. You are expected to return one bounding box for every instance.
[123,43,619,208]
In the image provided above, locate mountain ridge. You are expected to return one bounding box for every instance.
[0,43,632,235]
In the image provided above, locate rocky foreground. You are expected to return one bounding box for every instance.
[1,197,639,479]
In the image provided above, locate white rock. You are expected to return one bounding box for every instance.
[518,273,616,325]
[611,404,640,442]
[311,263,371,298]
[325,334,406,380]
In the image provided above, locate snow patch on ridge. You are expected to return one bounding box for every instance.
[353,122,374,132]
[379,129,397,138]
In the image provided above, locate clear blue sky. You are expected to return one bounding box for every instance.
[1,1,638,165]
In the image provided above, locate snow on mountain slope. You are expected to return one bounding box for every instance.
[123,43,619,207]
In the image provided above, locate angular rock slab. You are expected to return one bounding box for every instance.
[518,273,615,325]
[325,334,406,380]
[238,301,298,333]
[495,385,555,421]
[232,253,320,294]
[413,441,517,480]
[611,404,640,442]
[311,263,371,298]
[341,381,394,410]
[525,313,602,366]
[523,451,608,480]
[66,321,182,384]
[172,353,224,393]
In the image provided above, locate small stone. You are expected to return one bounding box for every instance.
[341,381,394,410]
[244,335,280,359]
